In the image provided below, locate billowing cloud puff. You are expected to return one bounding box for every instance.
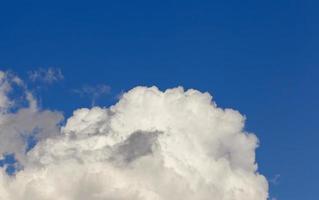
[0,73,268,200]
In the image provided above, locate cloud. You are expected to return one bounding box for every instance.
[0,71,23,111]
[270,174,281,185]
[0,71,63,163]
[28,68,64,84]
[73,84,111,106]
[0,76,268,200]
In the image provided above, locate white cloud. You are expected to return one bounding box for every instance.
[28,68,64,84]
[0,77,268,200]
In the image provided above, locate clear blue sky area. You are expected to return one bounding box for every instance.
[1,1,318,199]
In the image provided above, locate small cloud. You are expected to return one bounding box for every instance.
[73,84,111,106]
[270,174,281,185]
[28,68,64,84]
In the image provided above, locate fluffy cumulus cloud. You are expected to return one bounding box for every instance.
[0,71,268,200]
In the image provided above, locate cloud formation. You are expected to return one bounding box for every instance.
[28,68,64,84]
[0,71,268,200]
[0,71,63,163]
[73,84,111,106]
[270,174,280,185]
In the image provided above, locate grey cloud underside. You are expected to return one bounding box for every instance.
[0,71,269,200]
[113,131,160,164]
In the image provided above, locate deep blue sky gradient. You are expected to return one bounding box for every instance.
[1,1,318,199]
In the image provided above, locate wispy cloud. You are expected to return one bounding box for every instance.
[73,84,111,106]
[28,68,64,84]
[270,174,281,185]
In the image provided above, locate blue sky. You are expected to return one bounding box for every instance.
[0,1,318,199]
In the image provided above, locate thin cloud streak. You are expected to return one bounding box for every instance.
[73,84,111,106]
[28,68,64,84]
